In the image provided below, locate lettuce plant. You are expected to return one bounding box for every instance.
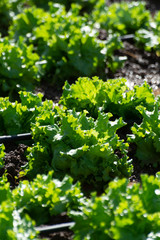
[9,4,125,85]
[0,144,5,170]
[28,106,132,187]
[0,91,53,135]
[129,102,160,167]
[31,0,97,12]
[60,77,155,124]
[70,173,160,240]
[135,28,160,53]
[135,11,160,53]
[9,7,51,42]
[0,37,42,97]
[0,0,12,36]
[92,1,150,35]
[0,0,34,36]
[0,171,83,239]
[56,0,97,12]
[0,175,40,240]
[9,5,106,83]
[12,171,83,225]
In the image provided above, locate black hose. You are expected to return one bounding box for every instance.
[0,133,32,143]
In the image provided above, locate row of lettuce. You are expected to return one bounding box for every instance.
[0,0,160,98]
[1,77,160,238]
[2,165,160,239]
[0,77,158,184]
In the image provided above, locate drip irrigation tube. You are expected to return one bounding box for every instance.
[120,34,135,41]
[35,222,75,232]
[0,133,32,143]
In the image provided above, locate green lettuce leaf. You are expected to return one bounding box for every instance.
[70,173,160,240]
[60,77,155,124]
[30,107,132,187]
[12,171,83,225]
[92,1,150,34]
[0,91,53,135]
[129,103,160,167]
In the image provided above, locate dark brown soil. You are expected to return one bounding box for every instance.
[39,213,74,240]
[0,142,28,189]
[40,231,73,240]
[108,41,160,91]
[128,143,160,183]
[35,80,62,103]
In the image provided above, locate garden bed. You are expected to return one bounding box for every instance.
[1,0,160,239]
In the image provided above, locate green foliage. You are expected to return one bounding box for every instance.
[70,173,160,240]
[0,177,15,240]
[29,106,132,186]
[3,164,160,240]
[106,34,127,72]
[26,77,158,186]
[0,176,46,240]
[0,175,38,240]
[135,29,160,52]
[26,143,52,178]
[9,7,51,41]
[0,37,41,97]
[0,171,83,239]
[129,102,160,167]
[155,11,160,30]
[0,144,5,169]
[56,0,96,12]
[0,0,159,99]
[135,11,160,53]
[31,0,97,12]
[12,4,105,81]
[1,2,160,238]
[92,1,150,34]
[12,171,83,225]
[8,211,39,240]
[0,201,17,240]
[0,0,12,36]
[0,175,11,203]
[60,77,155,124]
[0,91,53,135]
[9,4,124,85]
[0,0,32,36]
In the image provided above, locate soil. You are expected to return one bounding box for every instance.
[1,0,160,239]
[108,41,160,91]
[0,142,28,189]
[39,213,74,240]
